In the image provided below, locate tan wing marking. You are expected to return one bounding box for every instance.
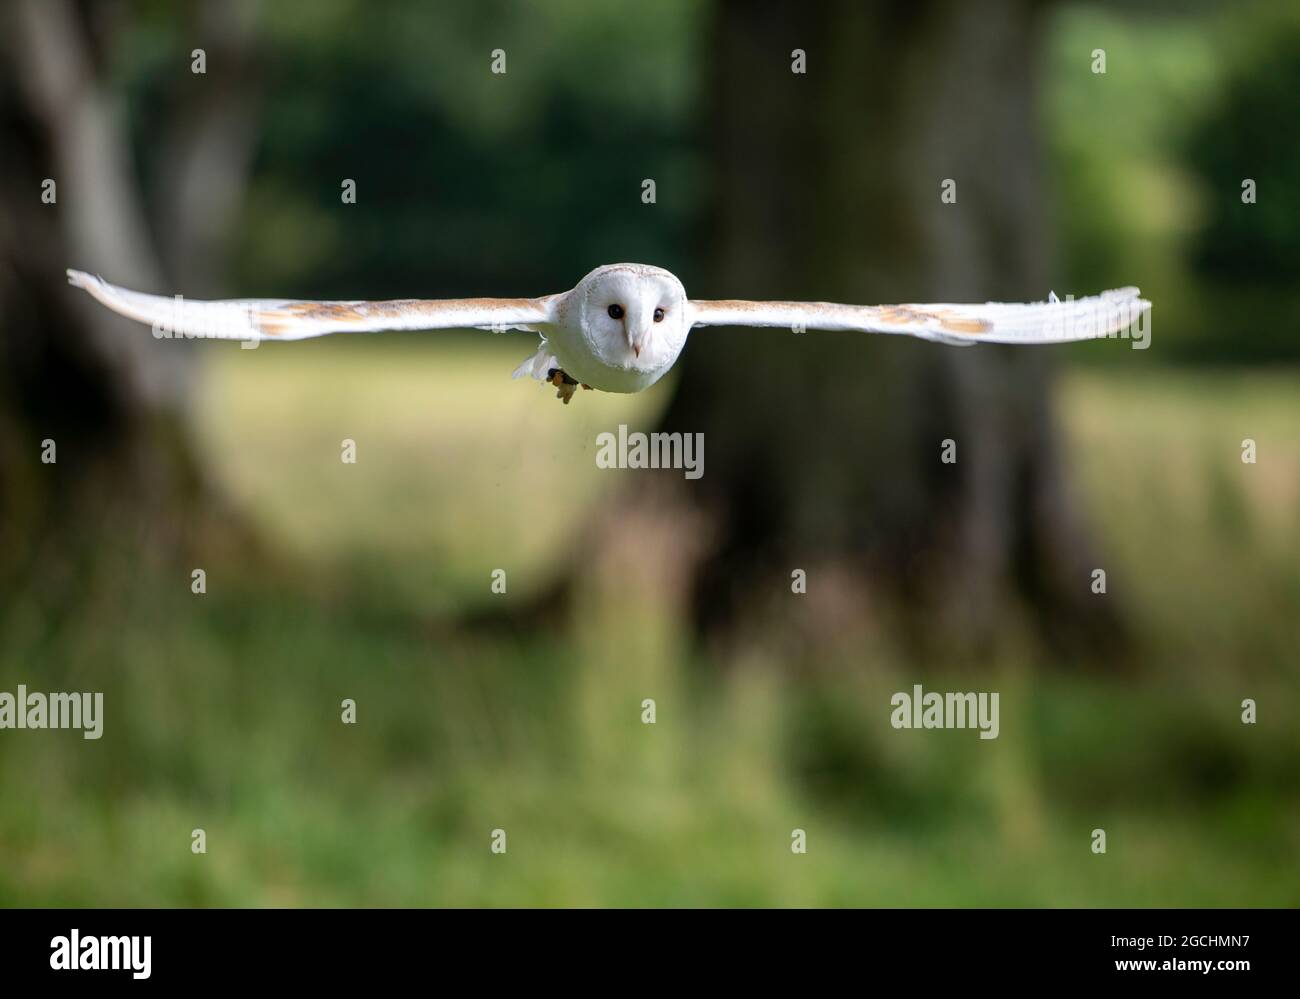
[254,298,543,336]
[878,306,992,334]
[697,299,992,334]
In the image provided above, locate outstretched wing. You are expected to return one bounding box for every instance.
[688,287,1150,346]
[67,270,556,341]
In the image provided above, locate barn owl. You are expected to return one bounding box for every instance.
[68,264,1150,404]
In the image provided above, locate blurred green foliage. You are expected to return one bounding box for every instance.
[1184,4,1300,361]
[119,0,704,300]
[1047,1,1300,362]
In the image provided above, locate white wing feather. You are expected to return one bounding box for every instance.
[67,270,555,342]
[688,287,1150,346]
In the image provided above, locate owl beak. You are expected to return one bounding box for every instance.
[628,326,647,359]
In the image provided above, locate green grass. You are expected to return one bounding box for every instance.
[193,334,667,609]
[2,347,1297,906]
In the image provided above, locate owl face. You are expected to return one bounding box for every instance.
[574,264,689,373]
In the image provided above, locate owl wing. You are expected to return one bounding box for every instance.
[67,270,556,341]
[687,287,1150,346]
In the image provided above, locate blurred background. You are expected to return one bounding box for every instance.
[1,0,1297,906]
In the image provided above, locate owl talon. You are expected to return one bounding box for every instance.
[549,368,578,404]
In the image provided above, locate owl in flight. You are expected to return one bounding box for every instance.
[68,264,1149,404]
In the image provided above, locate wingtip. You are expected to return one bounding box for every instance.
[66,268,98,290]
[1100,286,1151,320]
[1101,285,1142,301]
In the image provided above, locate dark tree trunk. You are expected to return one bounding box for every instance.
[0,1,258,595]
[653,0,1122,661]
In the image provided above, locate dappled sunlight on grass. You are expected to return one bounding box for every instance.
[1061,369,1300,676]
[194,335,669,608]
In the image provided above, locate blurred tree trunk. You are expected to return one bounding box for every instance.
[653,0,1122,661]
[0,1,258,592]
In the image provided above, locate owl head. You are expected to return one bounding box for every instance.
[572,263,689,371]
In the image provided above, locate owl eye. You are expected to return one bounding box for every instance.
[607,304,624,320]
[653,307,665,323]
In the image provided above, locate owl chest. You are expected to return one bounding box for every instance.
[545,324,663,394]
